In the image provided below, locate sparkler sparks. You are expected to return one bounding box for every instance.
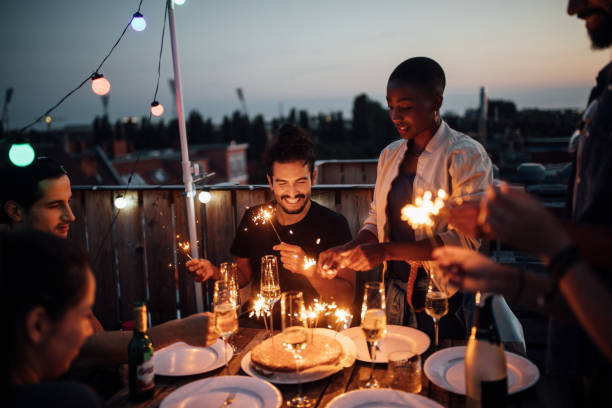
[302,299,352,331]
[177,241,193,260]
[249,293,271,334]
[303,256,317,270]
[401,189,448,229]
[252,205,282,242]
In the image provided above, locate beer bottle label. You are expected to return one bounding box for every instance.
[136,359,155,391]
[481,377,507,408]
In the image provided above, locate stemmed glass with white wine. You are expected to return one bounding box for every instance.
[425,273,449,349]
[281,291,310,408]
[220,261,241,308]
[360,281,386,389]
[213,280,238,374]
[260,254,281,336]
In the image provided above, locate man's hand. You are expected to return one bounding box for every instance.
[273,242,313,276]
[447,199,485,239]
[160,312,218,348]
[186,258,219,282]
[433,246,516,294]
[479,182,572,260]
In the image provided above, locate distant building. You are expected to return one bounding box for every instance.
[478,86,488,142]
[111,142,248,185]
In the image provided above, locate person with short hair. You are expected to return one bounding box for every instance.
[319,57,493,339]
[187,124,355,307]
[0,157,217,369]
[3,229,101,407]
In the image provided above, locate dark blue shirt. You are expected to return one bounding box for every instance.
[386,171,416,282]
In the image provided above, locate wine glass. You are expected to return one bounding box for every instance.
[360,281,386,389]
[220,261,241,308]
[260,255,281,336]
[425,274,449,349]
[281,291,310,408]
[213,280,238,374]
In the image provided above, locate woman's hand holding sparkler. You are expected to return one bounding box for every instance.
[186,258,220,282]
[334,243,388,271]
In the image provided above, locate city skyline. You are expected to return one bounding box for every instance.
[1,0,610,130]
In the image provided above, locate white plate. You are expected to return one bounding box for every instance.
[160,375,282,408]
[327,389,443,408]
[153,340,233,376]
[424,346,540,395]
[341,325,430,363]
[241,328,356,384]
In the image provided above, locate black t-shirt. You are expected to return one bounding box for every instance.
[230,200,352,304]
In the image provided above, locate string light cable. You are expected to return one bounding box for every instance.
[18,0,145,133]
[150,2,168,118]
[91,0,168,266]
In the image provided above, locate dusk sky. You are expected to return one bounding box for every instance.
[1,0,610,130]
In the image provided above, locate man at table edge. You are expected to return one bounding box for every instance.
[186,123,355,307]
[0,157,217,369]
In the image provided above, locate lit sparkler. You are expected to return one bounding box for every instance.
[401,189,448,229]
[252,205,282,242]
[249,293,271,333]
[303,256,317,270]
[177,241,193,260]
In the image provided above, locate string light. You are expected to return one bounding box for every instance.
[8,141,35,167]
[198,190,212,204]
[114,194,128,209]
[19,0,144,133]
[150,101,164,117]
[174,0,186,5]
[131,12,147,31]
[91,73,111,96]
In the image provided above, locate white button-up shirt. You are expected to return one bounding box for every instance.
[361,121,493,289]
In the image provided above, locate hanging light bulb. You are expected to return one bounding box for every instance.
[131,12,147,31]
[150,101,164,117]
[174,0,186,5]
[198,191,212,204]
[8,141,36,167]
[91,73,110,96]
[114,194,127,209]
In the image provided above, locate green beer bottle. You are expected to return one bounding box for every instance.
[128,302,155,401]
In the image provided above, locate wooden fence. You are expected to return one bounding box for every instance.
[68,185,374,330]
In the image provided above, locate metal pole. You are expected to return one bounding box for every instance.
[167,0,204,313]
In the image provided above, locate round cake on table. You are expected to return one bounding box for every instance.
[251,332,343,374]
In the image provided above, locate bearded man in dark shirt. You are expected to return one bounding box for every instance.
[187,124,355,307]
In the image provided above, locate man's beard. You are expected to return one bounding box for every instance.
[582,10,612,49]
[277,194,309,215]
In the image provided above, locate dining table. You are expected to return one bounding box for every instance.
[105,323,557,408]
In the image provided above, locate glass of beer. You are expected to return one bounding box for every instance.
[387,350,422,393]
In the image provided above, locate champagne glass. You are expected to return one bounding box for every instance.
[213,280,238,374]
[220,261,241,308]
[425,274,449,349]
[260,255,281,336]
[360,281,386,389]
[281,291,310,408]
